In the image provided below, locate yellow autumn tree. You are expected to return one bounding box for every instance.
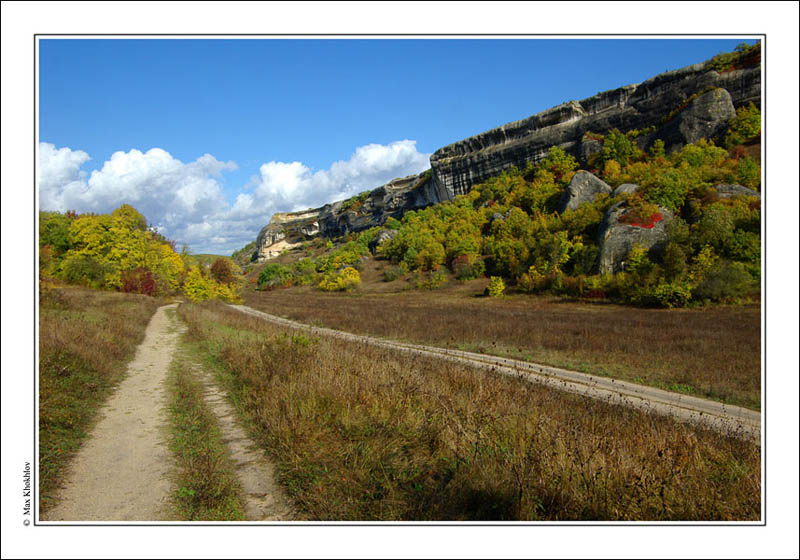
[57,204,186,294]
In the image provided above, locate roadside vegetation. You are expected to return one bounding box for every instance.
[374,136,760,309]
[166,341,246,520]
[179,301,760,521]
[38,285,161,512]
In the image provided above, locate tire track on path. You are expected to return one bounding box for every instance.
[229,303,761,443]
[189,362,295,521]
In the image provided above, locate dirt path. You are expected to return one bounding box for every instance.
[42,303,183,521]
[230,303,761,442]
[189,363,294,521]
[43,302,294,522]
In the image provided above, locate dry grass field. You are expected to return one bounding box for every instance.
[244,276,761,410]
[180,301,761,521]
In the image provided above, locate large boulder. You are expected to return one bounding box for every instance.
[598,202,673,274]
[368,229,398,255]
[557,171,612,213]
[711,183,760,199]
[658,88,736,150]
[613,183,639,197]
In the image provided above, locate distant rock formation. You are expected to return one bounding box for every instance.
[254,172,439,262]
[254,209,320,261]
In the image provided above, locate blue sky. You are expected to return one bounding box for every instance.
[38,37,756,254]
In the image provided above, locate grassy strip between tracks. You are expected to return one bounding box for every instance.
[166,331,246,521]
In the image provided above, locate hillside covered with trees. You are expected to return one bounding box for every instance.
[248,100,760,308]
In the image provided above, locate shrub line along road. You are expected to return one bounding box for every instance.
[229,304,761,443]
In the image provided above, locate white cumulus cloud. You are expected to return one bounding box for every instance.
[38,139,431,255]
[39,143,236,233]
[230,140,430,220]
[38,143,91,211]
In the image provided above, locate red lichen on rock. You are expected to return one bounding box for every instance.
[619,212,663,229]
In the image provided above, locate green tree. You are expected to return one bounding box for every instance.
[600,129,640,168]
[258,263,292,289]
[183,267,217,301]
[486,276,505,297]
[725,103,761,148]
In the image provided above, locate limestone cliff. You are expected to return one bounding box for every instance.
[254,172,439,262]
[253,53,759,262]
[430,62,759,199]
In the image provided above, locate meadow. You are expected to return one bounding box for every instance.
[244,276,761,411]
[179,300,761,521]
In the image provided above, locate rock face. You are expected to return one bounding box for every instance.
[255,210,320,261]
[557,171,612,213]
[255,172,439,261]
[317,173,440,238]
[598,203,673,274]
[657,88,736,151]
[430,62,760,199]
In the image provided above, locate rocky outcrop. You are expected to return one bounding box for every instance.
[430,62,760,199]
[598,203,673,274]
[557,171,612,213]
[317,173,440,238]
[368,229,398,255]
[656,88,736,151]
[711,183,761,199]
[255,171,439,261]
[613,183,639,197]
[254,210,320,261]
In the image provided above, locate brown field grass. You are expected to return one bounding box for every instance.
[180,301,761,521]
[243,279,762,410]
[38,284,161,512]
